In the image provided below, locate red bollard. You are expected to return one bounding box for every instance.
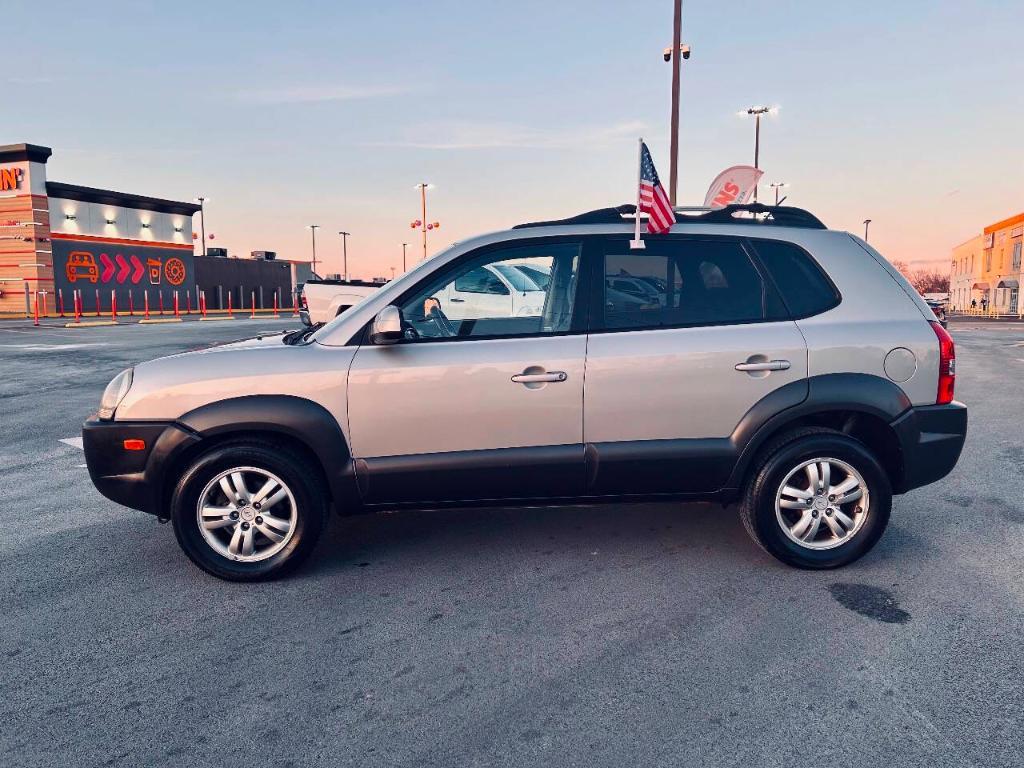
[273,292,279,318]
[292,292,299,317]
[128,290,134,316]
[111,290,117,319]
[33,293,40,327]
[95,289,101,317]
[186,290,192,314]
[74,291,81,323]
[41,292,48,317]
[201,291,207,318]
[227,292,233,317]
[251,291,256,319]
[174,291,180,318]
[159,291,165,315]
[144,290,150,320]
[58,288,66,318]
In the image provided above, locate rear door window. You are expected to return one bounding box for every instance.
[598,238,785,330]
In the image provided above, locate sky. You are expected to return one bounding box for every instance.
[7,0,1024,278]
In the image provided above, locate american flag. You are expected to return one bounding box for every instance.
[639,142,676,234]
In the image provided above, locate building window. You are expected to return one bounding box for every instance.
[1013,241,1022,271]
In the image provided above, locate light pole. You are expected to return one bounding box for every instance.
[863,219,872,242]
[338,231,350,281]
[307,224,320,276]
[402,242,408,272]
[769,182,789,206]
[411,183,439,261]
[742,106,775,203]
[663,0,690,206]
[195,196,209,256]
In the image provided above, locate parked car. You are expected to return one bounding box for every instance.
[83,203,967,581]
[925,299,947,327]
[300,277,382,325]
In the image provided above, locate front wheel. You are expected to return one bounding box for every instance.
[170,442,327,581]
[741,431,892,569]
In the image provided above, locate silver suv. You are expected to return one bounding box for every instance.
[83,204,967,581]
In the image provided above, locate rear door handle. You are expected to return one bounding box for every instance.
[449,297,465,303]
[735,359,791,372]
[511,371,568,384]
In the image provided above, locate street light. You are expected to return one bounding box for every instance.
[662,0,690,206]
[769,182,789,206]
[739,106,778,203]
[863,219,872,242]
[402,242,408,272]
[412,183,439,261]
[338,231,350,281]
[194,196,210,256]
[307,225,320,276]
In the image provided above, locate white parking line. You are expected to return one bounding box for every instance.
[0,343,109,352]
[59,437,84,450]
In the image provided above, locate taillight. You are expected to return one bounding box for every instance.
[930,321,955,404]
[300,293,308,310]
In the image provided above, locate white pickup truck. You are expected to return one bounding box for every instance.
[300,262,552,326]
[299,278,384,325]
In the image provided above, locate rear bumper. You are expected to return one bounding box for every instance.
[82,419,200,515]
[891,401,967,493]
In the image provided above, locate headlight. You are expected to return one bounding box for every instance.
[98,368,133,420]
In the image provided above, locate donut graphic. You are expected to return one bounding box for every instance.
[164,257,186,286]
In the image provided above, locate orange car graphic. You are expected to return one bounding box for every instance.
[66,251,99,284]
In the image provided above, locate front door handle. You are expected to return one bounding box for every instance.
[449,297,465,303]
[511,371,568,384]
[735,359,791,372]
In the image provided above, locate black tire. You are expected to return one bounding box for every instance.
[170,441,328,581]
[740,429,892,569]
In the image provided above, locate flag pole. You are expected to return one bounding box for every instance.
[630,137,646,250]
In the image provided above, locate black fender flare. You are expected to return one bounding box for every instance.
[174,395,361,513]
[727,373,912,490]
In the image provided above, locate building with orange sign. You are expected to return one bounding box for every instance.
[1,142,297,317]
[950,212,1023,314]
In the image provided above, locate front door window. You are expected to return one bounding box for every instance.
[398,243,581,340]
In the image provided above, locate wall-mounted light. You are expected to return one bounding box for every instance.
[65,213,77,221]
[174,225,183,233]
[105,218,116,225]
[141,222,151,229]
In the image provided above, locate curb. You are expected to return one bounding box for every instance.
[138,318,184,324]
[199,316,237,322]
[66,321,120,328]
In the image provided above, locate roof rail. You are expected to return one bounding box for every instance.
[513,202,826,230]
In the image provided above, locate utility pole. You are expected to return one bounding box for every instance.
[668,0,683,206]
[769,182,788,206]
[195,196,209,256]
[411,184,438,261]
[863,219,872,242]
[745,106,772,203]
[338,231,350,281]
[308,224,320,276]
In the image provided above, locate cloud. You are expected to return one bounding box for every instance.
[234,84,404,105]
[370,120,646,150]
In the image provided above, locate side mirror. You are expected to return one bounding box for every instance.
[370,305,404,345]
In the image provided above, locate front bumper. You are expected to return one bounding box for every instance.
[82,419,200,515]
[890,401,967,493]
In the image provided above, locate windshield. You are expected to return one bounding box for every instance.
[491,264,542,293]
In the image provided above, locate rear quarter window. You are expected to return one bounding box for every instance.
[749,239,840,318]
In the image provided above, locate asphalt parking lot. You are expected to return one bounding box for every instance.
[1,317,1022,768]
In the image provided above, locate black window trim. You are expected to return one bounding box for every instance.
[362,234,597,346]
[588,232,791,335]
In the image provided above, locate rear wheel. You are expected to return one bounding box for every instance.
[741,431,892,569]
[170,442,327,581]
